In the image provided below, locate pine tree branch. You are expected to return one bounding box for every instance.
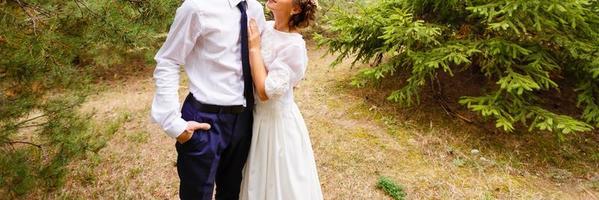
[71,0,135,44]
[14,0,38,35]
[11,0,53,17]
[371,53,384,67]
[1,101,81,133]
[7,113,48,130]
[73,0,100,18]
[18,122,49,129]
[6,140,42,149]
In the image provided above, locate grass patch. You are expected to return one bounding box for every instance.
[377,176,407,200]
[127,131,149,144]
[128,167,143,179]
[104,112,131,136]
[89,111,131,153]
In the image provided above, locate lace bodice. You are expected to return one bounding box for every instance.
[256,21,308,107]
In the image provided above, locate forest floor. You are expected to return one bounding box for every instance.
[38,42,598,199]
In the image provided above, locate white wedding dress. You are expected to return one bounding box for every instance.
[239,21,323,200]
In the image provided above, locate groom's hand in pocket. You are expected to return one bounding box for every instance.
[177,121,211,144]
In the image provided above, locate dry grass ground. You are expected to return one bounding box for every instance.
[31,42,598,199]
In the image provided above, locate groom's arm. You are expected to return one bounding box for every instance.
[151,2,203,139]
[249,0,267,35]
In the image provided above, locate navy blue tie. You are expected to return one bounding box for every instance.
[237,2,254,108]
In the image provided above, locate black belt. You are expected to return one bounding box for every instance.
[185,93,245,114]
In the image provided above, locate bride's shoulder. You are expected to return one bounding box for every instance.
[266,20,275,27]
[279,40,307,58]
[289,37,307,50]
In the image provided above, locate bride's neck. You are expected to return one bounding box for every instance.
[273,15,293,33]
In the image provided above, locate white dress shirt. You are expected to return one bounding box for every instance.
[151,0,267,139]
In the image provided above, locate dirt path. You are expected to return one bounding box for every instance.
[48,43,598,199]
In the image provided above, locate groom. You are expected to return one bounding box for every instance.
[150,0,266,199]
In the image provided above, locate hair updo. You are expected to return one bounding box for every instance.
[289,0,317,29]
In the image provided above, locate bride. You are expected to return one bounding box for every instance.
[239,0,323,199]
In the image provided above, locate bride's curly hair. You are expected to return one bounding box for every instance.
[289,0,318,29]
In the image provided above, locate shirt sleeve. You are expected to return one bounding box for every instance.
[254,4,268,35]
[151,2,202,139]
[264,44,307,99]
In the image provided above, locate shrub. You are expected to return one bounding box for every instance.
[316,0,599,138]
[0,0,179,196]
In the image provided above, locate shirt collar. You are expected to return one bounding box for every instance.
[228,0,245,8]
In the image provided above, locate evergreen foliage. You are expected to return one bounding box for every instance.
[0,0,179,196]
[316,0,599,137]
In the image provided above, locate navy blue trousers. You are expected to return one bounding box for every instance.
[176,95,253,200]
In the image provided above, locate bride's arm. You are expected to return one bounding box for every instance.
[248,19,269,101]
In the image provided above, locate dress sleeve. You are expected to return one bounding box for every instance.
[151,2,202,139]
[264,44,307,99]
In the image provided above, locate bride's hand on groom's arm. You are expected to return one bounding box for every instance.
[248,19,261,53]
[247,18,269,101]
[176,121,211,144]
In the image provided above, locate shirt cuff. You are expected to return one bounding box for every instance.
[165,118,188,139]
